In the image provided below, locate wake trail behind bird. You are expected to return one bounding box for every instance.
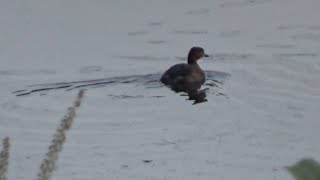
[13,71,230,97]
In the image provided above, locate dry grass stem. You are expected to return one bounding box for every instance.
[37,90,85,180]
[0,137,10,180]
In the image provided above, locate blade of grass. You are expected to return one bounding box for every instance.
[0,137,10,180]
[37,90,85,180]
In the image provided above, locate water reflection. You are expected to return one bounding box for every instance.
[166,82,208,104]
[163,70,230,104]
[185,89,208,104]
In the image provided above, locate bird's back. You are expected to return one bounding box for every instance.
[160,63,205,92]
[160,63,191,84]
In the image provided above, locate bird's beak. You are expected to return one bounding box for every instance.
[204,54,209,57]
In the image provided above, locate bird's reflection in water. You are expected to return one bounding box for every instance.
[164,70,230,104]
[168,83,208,105]
[185,89,208,104]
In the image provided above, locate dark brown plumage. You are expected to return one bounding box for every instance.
[160,47,209,92]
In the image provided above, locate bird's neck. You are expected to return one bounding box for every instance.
[187,59,198,64]
[188,53,198,64]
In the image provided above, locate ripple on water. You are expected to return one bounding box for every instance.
[13,71,231,104]
[185,8,211,15]
[173,30,208,35]
[220,0,272,8]
[0,69,56,76]
[113,55,171,61]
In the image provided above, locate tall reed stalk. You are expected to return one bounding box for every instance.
[37,90,85,180]
[0,137,10,180]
